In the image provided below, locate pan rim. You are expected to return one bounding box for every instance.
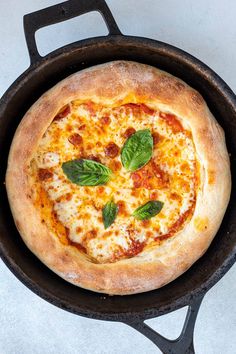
[1,244,235,321]
[1,35,236,109]
[0,34,236,321]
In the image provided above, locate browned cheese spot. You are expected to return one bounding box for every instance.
[123,127,136,139]
[38,168,53,181]
[104,142,120,158]
[68,133,83,146]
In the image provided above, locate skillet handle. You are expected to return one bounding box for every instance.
[125,295,204,354]
[23,0,122,64]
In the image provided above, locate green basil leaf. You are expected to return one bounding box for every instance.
[62,159,112,186]
[133,200,164,220]
[121,129,153,171]
[102,199,118,229]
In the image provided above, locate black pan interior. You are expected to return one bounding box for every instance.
[0,36,236,321]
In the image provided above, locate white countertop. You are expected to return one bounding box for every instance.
[0,1,235,353]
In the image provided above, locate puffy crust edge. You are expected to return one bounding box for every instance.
[6,61,231,295]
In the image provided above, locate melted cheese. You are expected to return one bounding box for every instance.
[31,102,198,263]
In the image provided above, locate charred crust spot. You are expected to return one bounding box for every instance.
[175,81,185,90]
[68,133,83,146]
[38,168,53,181]
[191,92,204,105]
[59,253,70,265]
[199,127,208,136]
[104,142,120,158]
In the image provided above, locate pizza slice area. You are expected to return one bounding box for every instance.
[30,101,199,263]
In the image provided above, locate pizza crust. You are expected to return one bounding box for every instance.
[6,61,231,295]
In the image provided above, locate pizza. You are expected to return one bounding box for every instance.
[6,61,231,295]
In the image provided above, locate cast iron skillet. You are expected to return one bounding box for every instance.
[0,1,236,353]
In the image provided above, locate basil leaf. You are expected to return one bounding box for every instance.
[102,199,118,229]
[121,129,153,171]
[62,159,112,186]
[133,201,164,220]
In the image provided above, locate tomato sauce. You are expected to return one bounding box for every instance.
[84,101,96,116]
[69,240,87,254]
[54,104,71,121]
[159,112,183,133]
[112,238,146,261]
[123,103,155,116]
[155,203,195,242]
[131,160,169,189]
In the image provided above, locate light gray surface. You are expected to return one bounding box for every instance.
[0,1,235,353]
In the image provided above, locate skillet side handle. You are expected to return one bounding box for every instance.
[125,295,205,354]
[23,0,122,65]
